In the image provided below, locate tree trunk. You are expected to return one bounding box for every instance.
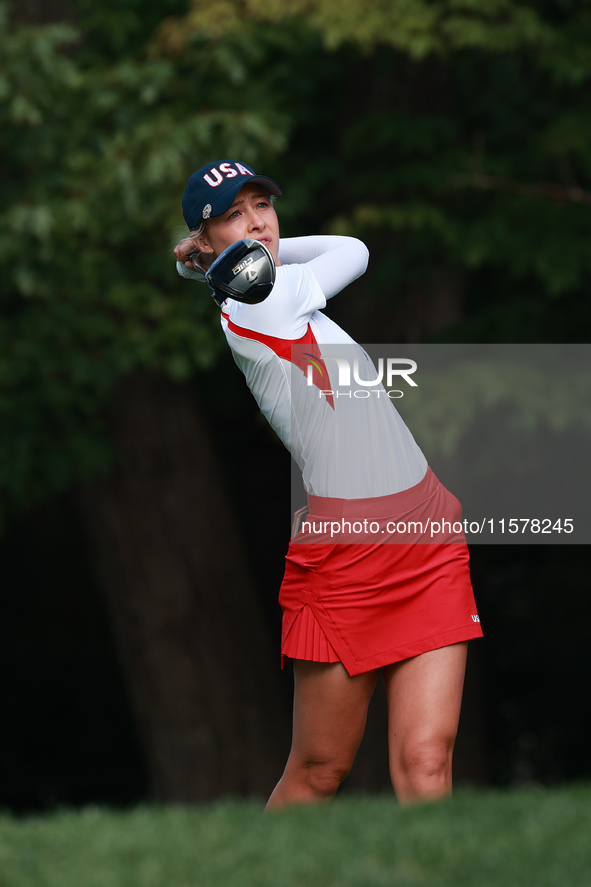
[79,372,290,802]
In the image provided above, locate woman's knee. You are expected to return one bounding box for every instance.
[396,734,453,784]
[297,756,353,797]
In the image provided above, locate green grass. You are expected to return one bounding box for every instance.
[0,785,589,887]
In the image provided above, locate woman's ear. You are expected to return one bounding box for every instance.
[192,229,213,255]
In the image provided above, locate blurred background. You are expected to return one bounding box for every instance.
[1,0,590,812]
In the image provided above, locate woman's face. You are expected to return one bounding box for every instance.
[195,182,281,265]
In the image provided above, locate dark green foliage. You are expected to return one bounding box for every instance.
[0,1,287,522]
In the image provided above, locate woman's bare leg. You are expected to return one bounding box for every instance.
[382,641,468,804]
[266,660,377,810]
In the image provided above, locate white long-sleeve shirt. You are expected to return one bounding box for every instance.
[178,236,427,498]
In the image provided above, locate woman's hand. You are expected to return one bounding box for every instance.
[174,233,213,272]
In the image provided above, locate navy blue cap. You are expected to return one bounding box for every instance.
[182,159,282,231]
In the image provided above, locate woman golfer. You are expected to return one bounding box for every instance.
[174,159,482,809]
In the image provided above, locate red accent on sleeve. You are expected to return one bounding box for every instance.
[221,313,334,409]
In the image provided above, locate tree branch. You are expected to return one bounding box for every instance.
[450,172,591,207]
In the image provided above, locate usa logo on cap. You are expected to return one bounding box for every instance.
[182,159,282,231]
